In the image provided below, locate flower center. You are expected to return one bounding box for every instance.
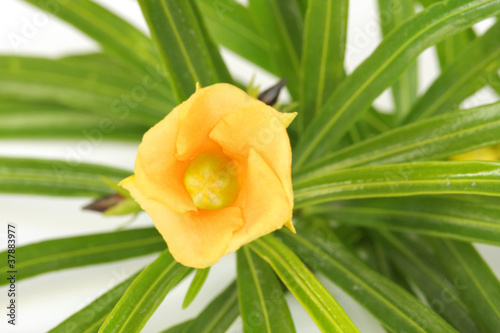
[184,153,239,210]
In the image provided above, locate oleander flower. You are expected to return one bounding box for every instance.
[119,83,296,268]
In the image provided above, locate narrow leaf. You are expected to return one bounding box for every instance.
[0,56,173,126]
[182,268,210,309]
[100,250,192,333]
[50,272,141,333]
[249,0,303,98]
[295,102,500,177]
[431,239,500,332]
[293,0,500,169]
[161,321,193,333]
[307,196,500,246]
[0,102,147,141]
[378,0,418,122]
[237,246,295,333]
[181,282,239,333]
[294,161,500,208]
[22,0,159,72]
[0,228,164,285]
[249,235,360,333]
[277,226,458,333]
[377,231,480,333]
[196,0,276,74]
[407,21,500,122]
[436,29,476,68]
[0,157,130,197]
[138,0,232,102]
[300,0,348,125]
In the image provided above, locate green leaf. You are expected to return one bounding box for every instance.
[182,268,210,309]
[237,246,295,333]
[22,0,159,72]
[138,0,232,102]
[100,250,192,333]
[49,272,141,333]
[294,161,500,208]
[59,53,175,101]
[430,239,500,332]
[277,225,458,333]
[378,0,418,122]
[196,0,276,74]
[249,0,303,98]
[294,102,500,178]
[0,228,164,285]
[360,237,415,295]
[161,321,193,333]
[377,232,480,333]
[0,56,173,126]
[406,21,500,122]
[0,102,147,141]
[307,196,500,246]
[181,282,239,333]
[0,157,130,197]
[436,29,476,68]
[292,0,500,169]
[300,0,348,126]
[248,235,360,333]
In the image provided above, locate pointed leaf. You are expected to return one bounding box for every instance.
[293,0,500,169]
[249,235,360,333]
[378,0,418,122]
[300,0,348,126]
[138,0,232,102]
[308,196,500,246]
[295,102,500,177]
[161,321,193,333]
[430,239,500,332]
[237,246,295,333]
[249,0,303,97]
[0,157,130,197]
[294,161,500,208]
[22,0,159,72]
[182,268,210,309]
[100,250,192,333]
[0,228,164,285]
[407,21,500,122]
[277,226,458,333]
[49,272,141,333]
[181,282,239,333]
[0,56,173,126]
[196,0,276,74]
[377,231,480,333]
[0,102,147,141]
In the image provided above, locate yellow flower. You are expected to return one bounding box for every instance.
[119,83,296,268]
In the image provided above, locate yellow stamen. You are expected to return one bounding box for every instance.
[184,153,239,210]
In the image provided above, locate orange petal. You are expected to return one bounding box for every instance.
[121,176,244,268]
[175,83,263,161]
[135,106,196,213]
[209,104,294,208]
[227,149,292,253]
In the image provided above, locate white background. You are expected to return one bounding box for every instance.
[0,0,499,332]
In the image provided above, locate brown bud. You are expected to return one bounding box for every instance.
[258,78,288,106]
[83,193,125,213]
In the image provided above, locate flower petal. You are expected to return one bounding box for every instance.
[175,83,263,161]
[227,149,292,253]
[121,176,244,268]
[209,104,294,208]
[135,106,196,213]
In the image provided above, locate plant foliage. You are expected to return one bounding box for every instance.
[2,0,500,331]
